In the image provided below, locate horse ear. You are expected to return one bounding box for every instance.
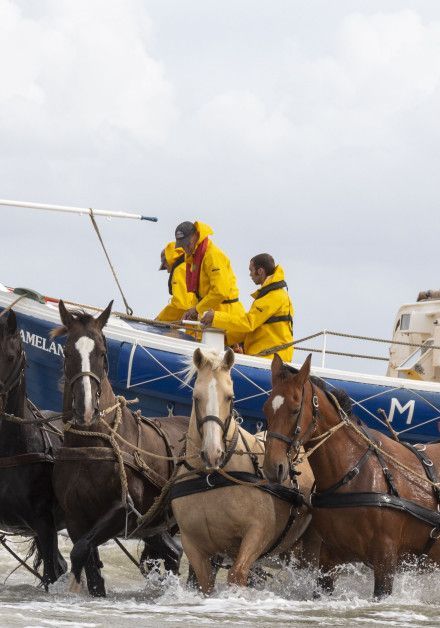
[193,348,205,370]
[59,300,74,328]
[96,300,113,331]
[271,353,284,381]
[6,310,17,335]
[296,353,312,388]
[222,347,235,370]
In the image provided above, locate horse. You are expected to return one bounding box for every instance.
[263,353,440,598]
[171,347,318,594]
[0,309,66,588]
[52,300,189,596]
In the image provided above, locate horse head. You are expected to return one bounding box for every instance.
[263,353,314,483]
[189,346,235,469]
[55,300,113,426]
[0,310,25,412]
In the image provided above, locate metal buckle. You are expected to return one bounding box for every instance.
[206,474,215,488]
[312,395,319,409]
[430,526,440,539]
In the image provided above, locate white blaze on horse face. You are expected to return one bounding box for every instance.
[272,395,285,413]
[202,376,224,468]
[75,336,95,423]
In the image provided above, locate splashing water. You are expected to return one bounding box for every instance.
[0,536,439,627]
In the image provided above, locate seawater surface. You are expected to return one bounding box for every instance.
[0,536,439,627]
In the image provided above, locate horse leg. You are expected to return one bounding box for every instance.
[70,501,126,594]
[180,535,215,595]
[140,532,183,575]
[228,528,266,587]
[315,543,340,596]
[372,545,397,600]
[83,547,106,598]
[33,515,62,590]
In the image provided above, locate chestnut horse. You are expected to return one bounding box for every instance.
[52,301,189,596]
[263,354,440,598]
[0,309,66,588]
[171,347,318,594]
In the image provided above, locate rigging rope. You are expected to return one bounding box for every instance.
[88,209,133,316]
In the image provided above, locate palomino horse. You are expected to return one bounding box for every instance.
[0,309,66,588]
[171,347,317,594]
[263,354,440,598]
[52,301,189,596]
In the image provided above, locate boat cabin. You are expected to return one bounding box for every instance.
[387,290,440,382]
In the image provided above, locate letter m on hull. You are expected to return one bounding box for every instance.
[388,398,415,425]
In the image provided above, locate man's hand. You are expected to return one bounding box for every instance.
[182,307,199,321]
[201,310,214,326]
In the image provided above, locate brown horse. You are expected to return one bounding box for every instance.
[52,301,189,596]
[171,347,317,594]
[263,353,440,598]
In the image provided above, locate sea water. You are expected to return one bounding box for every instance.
[0,536,439,627]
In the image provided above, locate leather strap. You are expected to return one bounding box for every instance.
[0,451,54,468]
[170,470,303,505]
[312,491,440,528]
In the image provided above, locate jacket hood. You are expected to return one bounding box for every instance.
[252,264,286,298]
[194,221,214,246]
[164,241,185,266]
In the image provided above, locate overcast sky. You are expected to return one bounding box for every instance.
[1,0,440,373]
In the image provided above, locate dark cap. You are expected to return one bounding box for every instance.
[175,221,196,246]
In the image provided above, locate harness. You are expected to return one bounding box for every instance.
[267,380,440,556]
[254,281,293,330]
[172,401,304,559]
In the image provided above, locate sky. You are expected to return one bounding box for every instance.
[1,0,440,373]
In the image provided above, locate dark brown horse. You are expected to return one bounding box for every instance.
[263,354,440,598]
[52,301,189,596]
[0,309,66,588]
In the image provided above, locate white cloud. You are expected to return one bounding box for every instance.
[0,0,177,151]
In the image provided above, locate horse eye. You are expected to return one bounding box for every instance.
[7,355,14,363]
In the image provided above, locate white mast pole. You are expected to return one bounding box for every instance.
[0,199,158,222]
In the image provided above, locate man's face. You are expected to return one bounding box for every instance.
[182,232,198,255]
[249,261,265,285]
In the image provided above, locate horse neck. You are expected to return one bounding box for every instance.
[0,376,31,454]
[4,375,26,418]
[304,389,366,491]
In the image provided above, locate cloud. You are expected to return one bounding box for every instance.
[0,0,177,153]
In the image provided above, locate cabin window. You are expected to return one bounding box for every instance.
[397,339,434,372]
[400,313,411,331]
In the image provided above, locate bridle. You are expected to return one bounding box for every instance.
[194,397,235,439]
[193,395,240,468]
[64,336,109,422]
[266,380,321,465]
[0,348,26,410]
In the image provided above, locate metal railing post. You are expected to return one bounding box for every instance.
[321,329,327,368]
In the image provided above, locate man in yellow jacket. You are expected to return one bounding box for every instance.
[201,253,294,361]
[174,221,245,327]
[156,242,196,322]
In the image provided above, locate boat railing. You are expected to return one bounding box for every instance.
[292,329,440,368]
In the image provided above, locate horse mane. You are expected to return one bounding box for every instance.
[182,348,230,386]
[281,363,353,416]
[50,310,96,338]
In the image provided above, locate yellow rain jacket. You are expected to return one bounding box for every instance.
[212,265,294,361]
[187,222,245,320]
[156,242,196,322]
